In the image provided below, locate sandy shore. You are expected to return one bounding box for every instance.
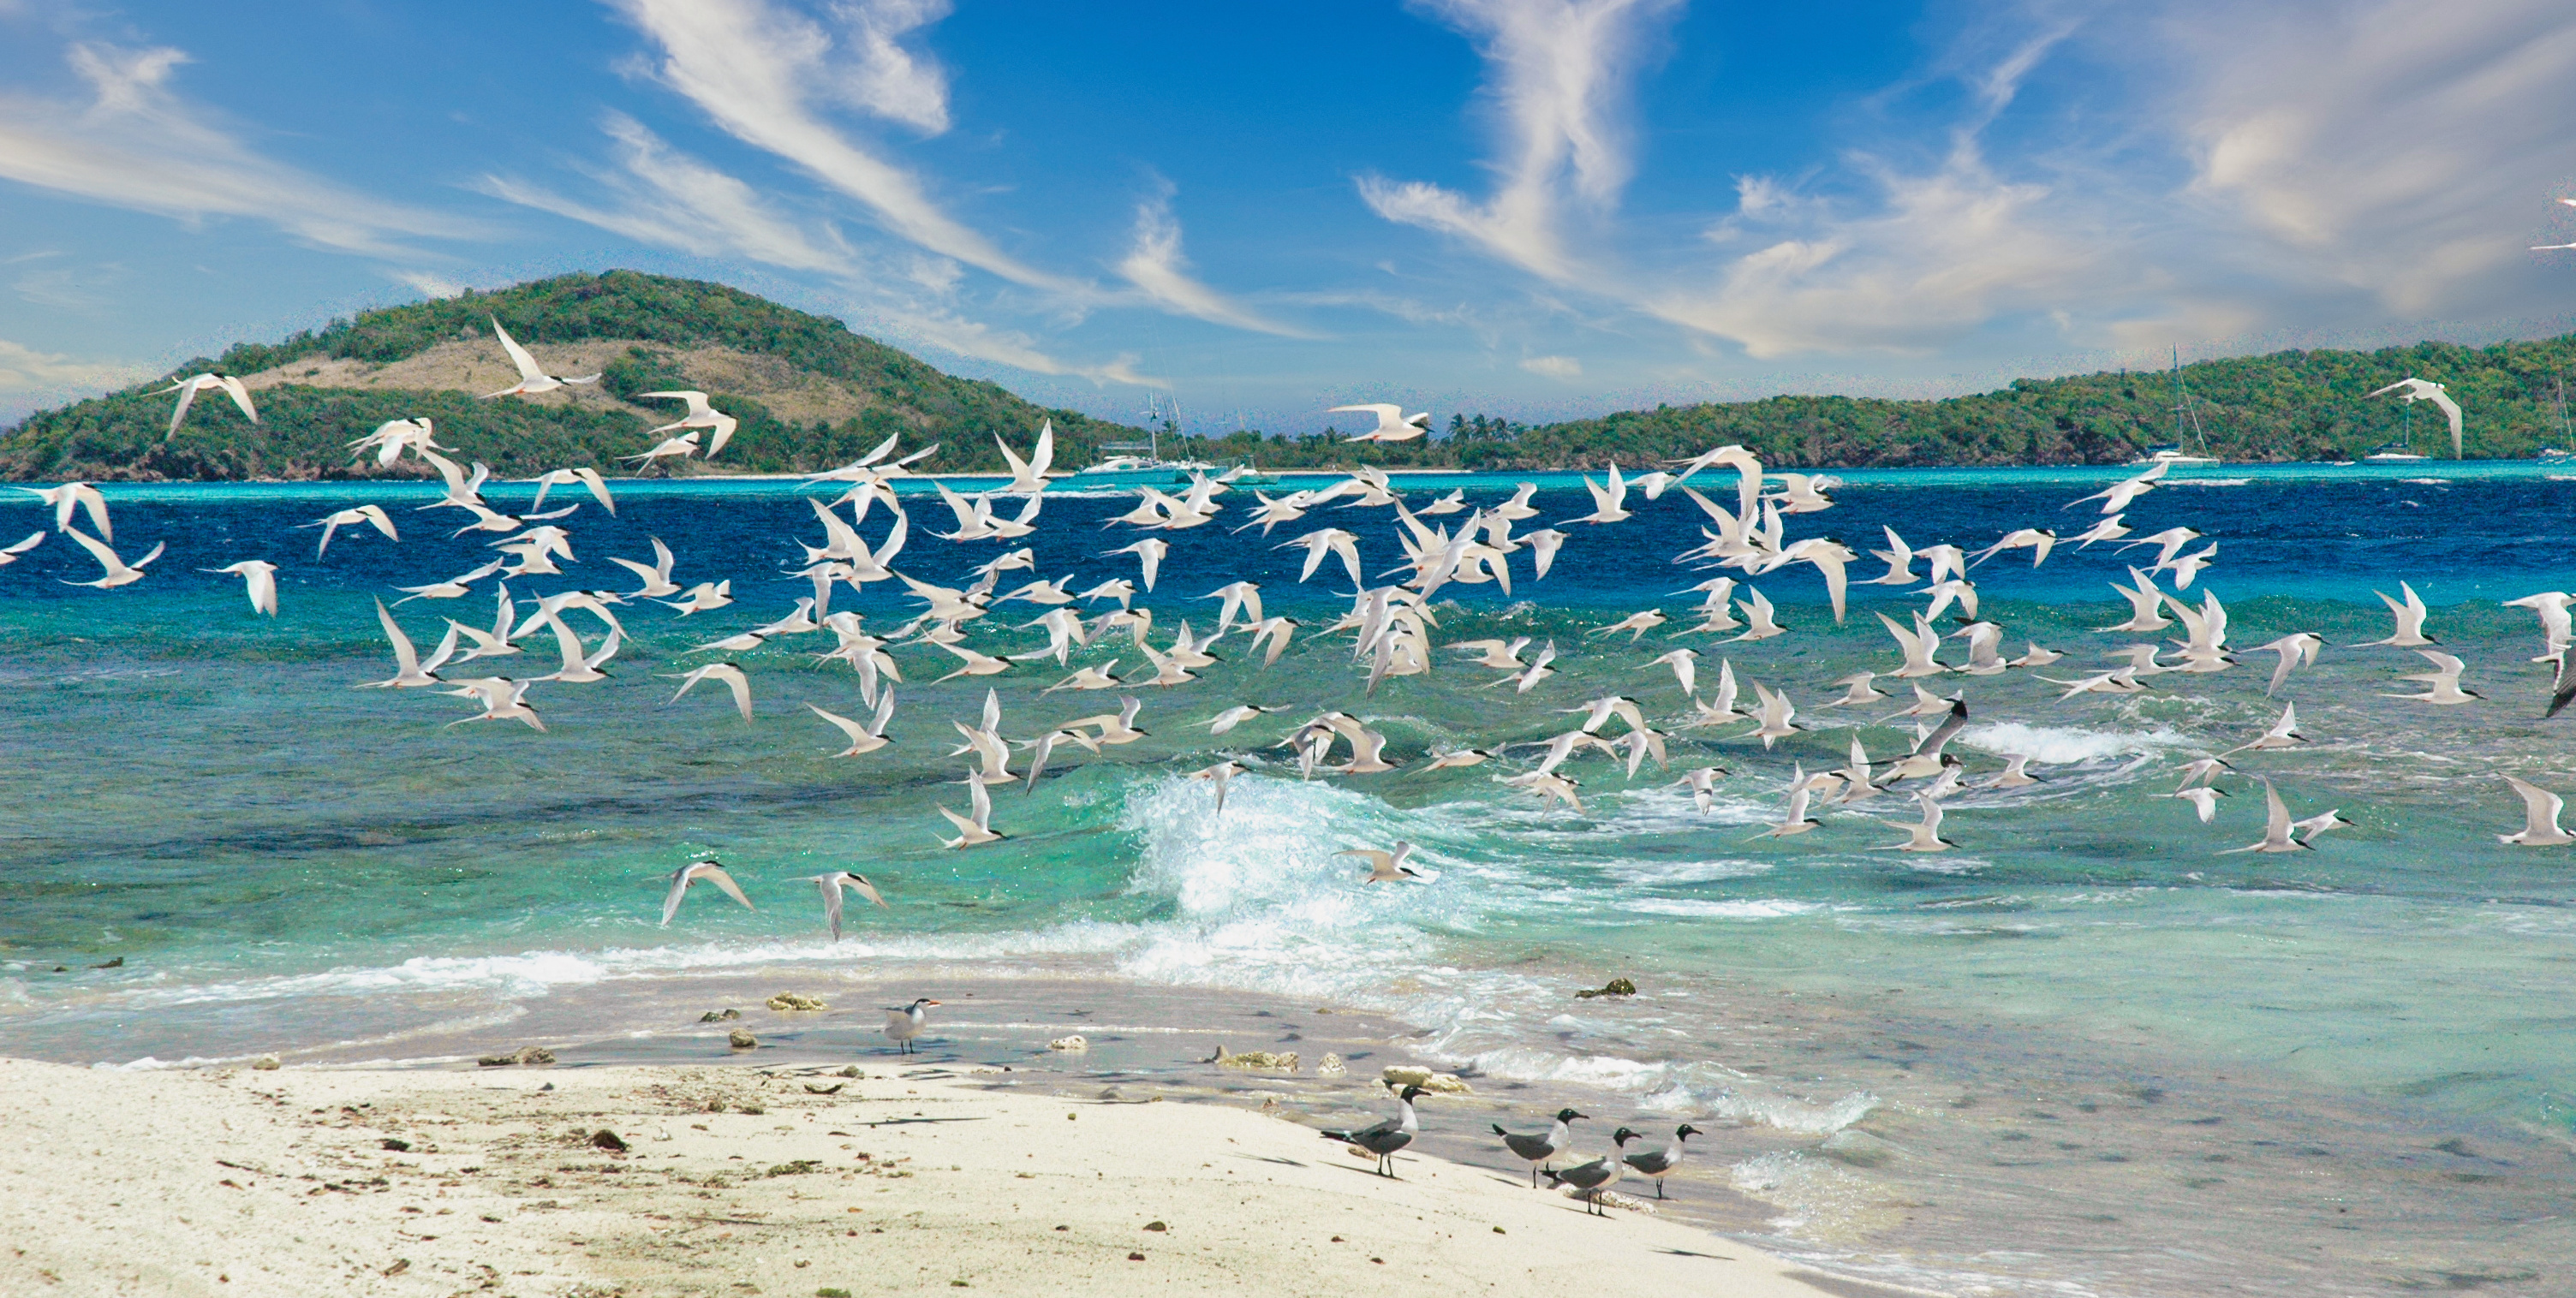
[0,1057,1870,1298]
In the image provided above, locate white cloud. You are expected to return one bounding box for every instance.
[886,307,1166,386]
[1658,147,2108,356]
[480,115,1154,387]
[1358,0,1683,283]
[2174,0,2576,315]
[480,114,861,277]
[830,0,955,133]
[390,271,468,300]
[610,0,1076,292]
[1519,354,1581,377]
[0,44,480,257]
[1115,186,1311,337]
[1353,0,2576,373]
[0,337,153,414]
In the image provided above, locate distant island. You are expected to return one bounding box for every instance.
[8,269,2574,481]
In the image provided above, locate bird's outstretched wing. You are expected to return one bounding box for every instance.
[493,318,547,383]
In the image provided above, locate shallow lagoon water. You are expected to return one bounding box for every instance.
[3,464,2573,1295]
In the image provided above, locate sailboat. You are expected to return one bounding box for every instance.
[2538,376,2574,462]
[1072,392,1211,485]
[2364,390,2426,461]
[2132,347,2221,466]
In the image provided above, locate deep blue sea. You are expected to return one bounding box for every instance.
[5,461,2573,1295]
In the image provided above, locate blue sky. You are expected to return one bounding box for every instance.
[3,0,2574,429]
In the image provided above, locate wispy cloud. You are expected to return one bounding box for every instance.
[389,270,469,300]
[610,0,1076,292]
[0,336,153,414]
[889,307,1169,387]
[1115,185,1313,337]
[1635,19,2114,356]
[1375,0,2576,367]
[1518,354,1581,377]
[480,114,861,277]
[831,0,955,133]
[1661,144,2107,356]
[0,44,479,257]
[1358,0,1683,283]
[2174,0,2576,316]
[483,114,1154,386]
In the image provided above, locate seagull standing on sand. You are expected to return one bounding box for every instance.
[808,871,889,940]
[884,997,941,1054]
[1547,1140,1625,1214]
[1321,1085,1430,1176]
[660,858,754,926]
[1617,1125,1700,1200]
[1494,1108,1586,1187]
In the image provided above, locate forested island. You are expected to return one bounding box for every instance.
[8,269,2573,481]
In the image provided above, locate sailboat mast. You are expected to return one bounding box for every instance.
[2171,348,2183,447]
[2168,347,2208,451]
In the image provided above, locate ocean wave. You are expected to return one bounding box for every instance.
[78,924,1159,1014]
[1621,897,1823,919]
[1594,855,1776,885]
[1956,720,2185,765]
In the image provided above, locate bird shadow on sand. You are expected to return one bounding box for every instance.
[1225,1152,1309,1168]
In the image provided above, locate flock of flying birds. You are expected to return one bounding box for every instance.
[20,320,2576,949]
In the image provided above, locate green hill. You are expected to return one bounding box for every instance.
[9,268,2576,479]
[0,271,1148,481]
[1158,336,2576,472]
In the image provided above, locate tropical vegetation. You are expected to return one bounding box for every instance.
[9,269,2576,480]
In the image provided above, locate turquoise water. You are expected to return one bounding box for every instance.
[4,466,2574,1294]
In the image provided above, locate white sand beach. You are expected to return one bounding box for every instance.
[0,1057,1858,1298]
